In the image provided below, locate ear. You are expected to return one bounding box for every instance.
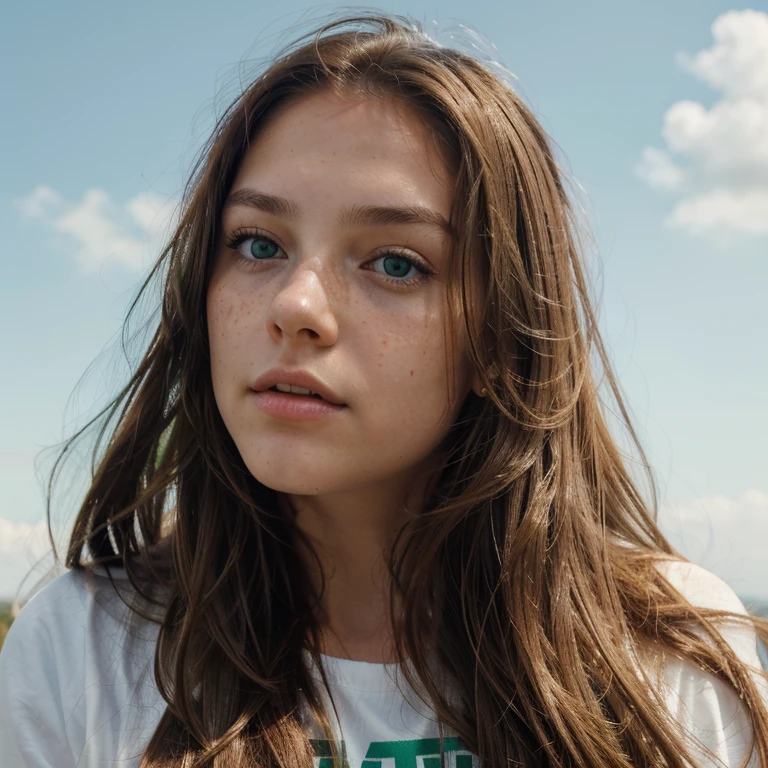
[470,369,487,397]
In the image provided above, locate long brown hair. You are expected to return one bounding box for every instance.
[43,12,768,767]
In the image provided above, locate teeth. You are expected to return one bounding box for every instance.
[274,383,316,396]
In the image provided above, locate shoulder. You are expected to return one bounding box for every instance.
[654,558,750,616]
[2,563,160,679]
[0,569,95,766]
[0,566,162,767]
[650,559,766,767]
[1,567,97,673]
[3,565,141,657]
[653,558,759,666]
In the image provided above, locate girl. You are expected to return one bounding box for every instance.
[1,12,767,768]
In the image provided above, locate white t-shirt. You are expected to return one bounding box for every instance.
[0,560,765,767]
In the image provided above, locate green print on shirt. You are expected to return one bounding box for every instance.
[310,737,476,768]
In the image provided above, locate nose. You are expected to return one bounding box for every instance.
[266,261,339,347]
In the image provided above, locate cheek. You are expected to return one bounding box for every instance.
[365,307,442,376]
[207,282,263,367]
[375,307,457,382]
[207,290,233,342]
[363,313,462,420]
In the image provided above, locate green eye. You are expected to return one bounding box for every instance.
[248,237,279,259]
[225,231,283,262]
[367,250,432,289]
[381,255,414,278]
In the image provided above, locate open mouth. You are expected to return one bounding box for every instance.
[251,384,346,419]
[267,386,325,400]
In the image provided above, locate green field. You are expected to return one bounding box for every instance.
[0,601,13,653]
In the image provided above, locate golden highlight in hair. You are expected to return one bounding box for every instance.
[42,13,768,768]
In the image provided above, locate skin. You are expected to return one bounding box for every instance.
[207,89,482,662]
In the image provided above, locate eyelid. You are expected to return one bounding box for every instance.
[224,227,436,279]
[225,226,286,254]
[369,246,434,273]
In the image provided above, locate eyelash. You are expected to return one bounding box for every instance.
[224,228,435,289]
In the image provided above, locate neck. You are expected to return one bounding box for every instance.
[285,465,437,663]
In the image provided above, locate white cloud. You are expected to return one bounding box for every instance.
[0,447,83,602]
[0,518,52,561]
[676,10,768,101]
[0,518,66,603]
[14,185,63,218]
[667,188,768,235]
[658,488,768,600]
[14,186,178,275]
[635,147,685,192]
[125,191,173,233]
[636,10,768,236]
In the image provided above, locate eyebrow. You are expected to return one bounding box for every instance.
[223,188,454,237]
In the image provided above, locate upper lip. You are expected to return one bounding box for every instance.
[250,368,346,406]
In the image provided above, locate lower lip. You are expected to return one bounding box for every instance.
[250,390,347,421]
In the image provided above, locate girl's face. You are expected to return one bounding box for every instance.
[207,90,478,500]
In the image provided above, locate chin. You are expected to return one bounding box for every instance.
[243,458,346,496]
[252,474,328,496]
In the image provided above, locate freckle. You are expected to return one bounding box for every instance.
[381,340,387,346]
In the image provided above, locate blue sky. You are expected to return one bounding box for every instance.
[2,0,767,601]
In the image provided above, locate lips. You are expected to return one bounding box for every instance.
[250,368,345,406]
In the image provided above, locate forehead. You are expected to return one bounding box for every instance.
[227,90,455,211]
